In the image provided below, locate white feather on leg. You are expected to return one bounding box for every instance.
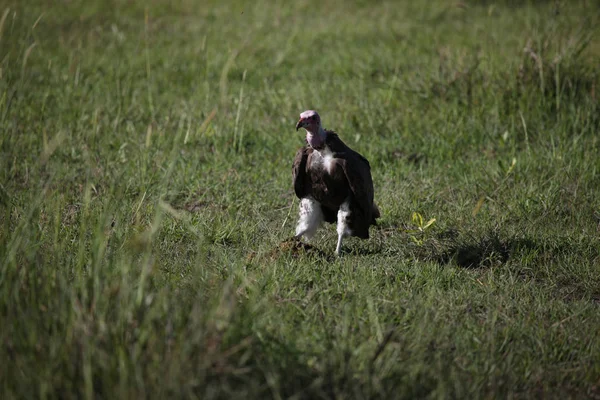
[295,197,324,240]
[335,199,352,255]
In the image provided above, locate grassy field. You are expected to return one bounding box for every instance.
[1,0,600,398]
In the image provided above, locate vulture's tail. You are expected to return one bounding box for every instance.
[371,203,381,224]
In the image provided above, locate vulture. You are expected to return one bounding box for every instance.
[292,110,380,255]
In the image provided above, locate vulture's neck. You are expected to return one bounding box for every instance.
[306,127,327,150]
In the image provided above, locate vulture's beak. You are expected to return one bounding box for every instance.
[295,118,304,131]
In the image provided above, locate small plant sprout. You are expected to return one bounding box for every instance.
[407,212,437,245]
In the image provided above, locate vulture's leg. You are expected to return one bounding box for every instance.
[335,234,344,256]
[295,197,323,240]
[335,199,352,255]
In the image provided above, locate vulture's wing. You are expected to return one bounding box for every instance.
[292,146,310,199]
[327,133,375,216]
[339,152,375,217]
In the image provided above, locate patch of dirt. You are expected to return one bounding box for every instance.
[271,238,331,260]
[248,238,332,263]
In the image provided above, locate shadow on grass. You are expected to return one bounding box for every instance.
[436,234,520,269]
[406,229,540,269]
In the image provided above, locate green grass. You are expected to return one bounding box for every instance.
[1,0,600,398]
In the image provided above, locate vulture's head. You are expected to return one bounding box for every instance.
[295,110,321,135]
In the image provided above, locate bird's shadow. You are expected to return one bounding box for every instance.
[407,229,542,269]
[371,223,544,270]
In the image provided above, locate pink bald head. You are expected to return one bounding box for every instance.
[295,110,321,134]
[296,110,326,149]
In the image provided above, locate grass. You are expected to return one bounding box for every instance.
[1,0,600,398]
